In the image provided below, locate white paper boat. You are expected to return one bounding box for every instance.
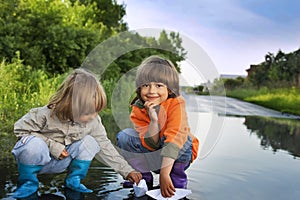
[133,179,148,197]
[146,188,192,200]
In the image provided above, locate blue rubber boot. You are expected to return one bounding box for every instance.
[12,163,42,199]
[65,159,93,193]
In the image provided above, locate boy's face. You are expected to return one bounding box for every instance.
[78,112,98,123]
[140,82,169,105]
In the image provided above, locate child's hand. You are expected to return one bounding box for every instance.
[126,171,142,185]
[159,173,176,197]
[58,149,69,160]
[144,101,158,121]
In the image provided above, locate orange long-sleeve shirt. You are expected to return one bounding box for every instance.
[130,96,199,162]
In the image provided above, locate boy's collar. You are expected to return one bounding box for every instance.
[132,99,145,108]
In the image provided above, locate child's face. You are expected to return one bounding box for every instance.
[140,82,168,105]
[78,112,98,123]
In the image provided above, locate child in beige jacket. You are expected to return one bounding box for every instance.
[12,68,141,199]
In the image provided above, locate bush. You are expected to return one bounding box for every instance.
[226,87,300,115]
[0,55,65,133]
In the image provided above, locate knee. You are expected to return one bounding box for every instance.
[116,129,128,145]
[116,128,137,147]
[67,135,100,160]
[12,136,50,165]
[177,136,193,162]
[81,135,100,155]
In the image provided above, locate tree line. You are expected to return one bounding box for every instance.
[0,0,186,76]
[247,48,300,88]
[0,0,187,133]
[210,48,300,92]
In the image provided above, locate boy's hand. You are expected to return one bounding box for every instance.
[126,171,142,185]
[160,173,176,197]
[58,148,69,160]
[144,101,158,121]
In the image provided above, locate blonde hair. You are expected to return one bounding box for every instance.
[48,68,106,122]
[135,55,180,101]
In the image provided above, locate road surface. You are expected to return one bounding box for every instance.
[184,94,300,119]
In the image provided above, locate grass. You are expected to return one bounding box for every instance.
[225,87,300,116]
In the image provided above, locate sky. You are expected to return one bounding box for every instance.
[116,0,300,85]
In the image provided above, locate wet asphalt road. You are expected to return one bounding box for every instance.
[184,94,300,119]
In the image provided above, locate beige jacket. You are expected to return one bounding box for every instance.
[14,106,134,178]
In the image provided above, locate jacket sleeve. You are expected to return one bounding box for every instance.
[160,98,189,160]
[92,116,135,179]
[14,107,65,159]
[130,107,149,136]
[130,107,160,150]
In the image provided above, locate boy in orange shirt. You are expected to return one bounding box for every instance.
[117,55,199,198]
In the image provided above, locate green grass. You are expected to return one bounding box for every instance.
[226,87,300,116]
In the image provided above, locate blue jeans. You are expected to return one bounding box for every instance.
[116,128,192,172]
[12,135,100,174]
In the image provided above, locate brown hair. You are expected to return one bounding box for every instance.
[48,68,106,122]
[135,55,180,102]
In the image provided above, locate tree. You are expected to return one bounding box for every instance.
[223,77,245,90]
[248,63,269,88]
[248,49,300,88]
[81,29,187,81]
[265,52,274,66]
[0,0,121,74]
[70,0,128,32]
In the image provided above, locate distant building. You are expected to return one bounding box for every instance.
[220,74,246,79]
[246,64,260,77]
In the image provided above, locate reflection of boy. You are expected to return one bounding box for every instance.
[117,55,199,198]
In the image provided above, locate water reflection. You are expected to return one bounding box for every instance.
[64,188,85,200]
[187,114,300,200]
[1,112,300,199]
[244,116,300,157]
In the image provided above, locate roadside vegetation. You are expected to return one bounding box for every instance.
[225,87,300,116]
[195,48,300,116]
[0,55,65,134]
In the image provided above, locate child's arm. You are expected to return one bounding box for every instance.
[92,116,142,183]
[130,101,162,150]
[126,171,142,184]
[144,101,160,143]
[58,148,69,160]
[159,157,176,198]
[94,132,142,183]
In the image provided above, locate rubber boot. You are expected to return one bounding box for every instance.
[122,156,153,189]
[170,162,189,189]
[65,159,93,193]
[142,172,154,189]
[12,163,42,199]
